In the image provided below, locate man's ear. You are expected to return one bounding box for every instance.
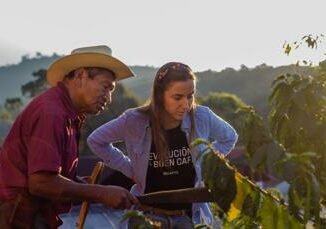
[74,68,87,87]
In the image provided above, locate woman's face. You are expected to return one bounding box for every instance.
[162,79,195,128]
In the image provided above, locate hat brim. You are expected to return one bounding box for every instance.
[46,53,135,86]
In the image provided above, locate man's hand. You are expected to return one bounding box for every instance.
[28,172,139,209]
[99,185,139,209]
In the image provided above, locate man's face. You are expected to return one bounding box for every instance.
[79,69,116,114]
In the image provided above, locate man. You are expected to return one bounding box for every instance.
[0,45,139,228]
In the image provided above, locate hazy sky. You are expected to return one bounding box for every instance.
[0,0,325,71]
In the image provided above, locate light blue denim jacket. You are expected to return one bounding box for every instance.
[87,105,238,227]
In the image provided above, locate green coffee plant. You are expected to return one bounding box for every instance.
[194,139,303,229]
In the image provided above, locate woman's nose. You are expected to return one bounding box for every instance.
[181,98,190,110]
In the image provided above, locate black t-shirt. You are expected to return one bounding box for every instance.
[144,125,196,212]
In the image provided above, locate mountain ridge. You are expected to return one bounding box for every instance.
[0,55,314,116]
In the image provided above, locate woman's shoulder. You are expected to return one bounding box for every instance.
[193,105,221,123]
[120,107,150,131]
[123,107,150,123]
[193,105,212,115]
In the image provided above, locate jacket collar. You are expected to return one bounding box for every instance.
[181,112,191,131]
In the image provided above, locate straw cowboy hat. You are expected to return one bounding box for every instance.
[47,45,135,86]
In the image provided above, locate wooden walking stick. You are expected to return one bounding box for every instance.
[77,161,105,229]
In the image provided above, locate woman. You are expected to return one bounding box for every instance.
[87,62,238,228]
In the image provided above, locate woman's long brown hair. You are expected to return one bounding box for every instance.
[139,62,197,163]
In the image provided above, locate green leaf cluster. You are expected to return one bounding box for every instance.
[282,34,324,66]
[21,69,48,98]
[201,148,237,212]
[197,140,303,229]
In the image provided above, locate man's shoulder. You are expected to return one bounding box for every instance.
[22,88,66,119]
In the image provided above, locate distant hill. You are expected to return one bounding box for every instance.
[0,54,60,103]
[0,55,154,103]
[127,64,314,116]
[195,64,314,116]
[0,55,315,116]
[123,65,158,101]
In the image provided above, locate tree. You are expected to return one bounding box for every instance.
[21,69,48,98]
[269,68,326,227]
[197,140,303,229]
[199,92,246,120]
[273,34,326,227]
[4,97,23,119]
[196,67,326,226]
[0,111,12,123]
